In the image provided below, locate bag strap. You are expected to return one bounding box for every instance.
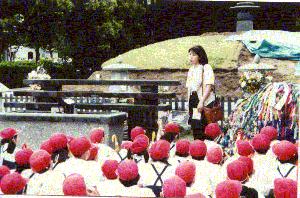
[201,65,216,103]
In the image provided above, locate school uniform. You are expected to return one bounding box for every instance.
[186,64,215,140]
[28,170,65,195]
[95,143,119,166]
[138,159,175,197]
[247,153,277,196]
[188,159,214,197]
[54,157,104,188]
[22,169,63,195]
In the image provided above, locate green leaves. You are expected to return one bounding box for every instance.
[1,0,148,72]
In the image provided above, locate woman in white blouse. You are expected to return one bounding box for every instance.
[186,45,215,140]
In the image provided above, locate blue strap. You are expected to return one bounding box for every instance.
[151,163,169,186]
[277,165,295,178]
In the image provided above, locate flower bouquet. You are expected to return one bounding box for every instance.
[27,66,51,90]
[239,71,272,95]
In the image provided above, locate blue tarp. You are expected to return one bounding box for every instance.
[226,30,300,61]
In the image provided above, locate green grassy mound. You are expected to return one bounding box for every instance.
[102,35,243,70]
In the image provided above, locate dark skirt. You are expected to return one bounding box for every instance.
[188,91,214,140]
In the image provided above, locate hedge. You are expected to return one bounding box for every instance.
[0,60,76,89]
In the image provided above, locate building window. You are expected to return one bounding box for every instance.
[28,52,33,60]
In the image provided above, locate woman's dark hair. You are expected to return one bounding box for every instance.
[119,174,140,187]
[1,135,17,154]
[278,153,298,165]
[255,148,269,155]
[16,164,30,173]
[191,155,205,161]
[152,157,170,166]
[241,185,259,198]
[52,148,70,170]
[127,149,149,163]
[160,133,176,143]
[188,45,208,65]
[175,151,189,157]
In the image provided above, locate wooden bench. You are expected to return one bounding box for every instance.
[2,79,181,139]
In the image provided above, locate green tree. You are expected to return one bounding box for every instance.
[113,0,147,54]
[65,0,122,75]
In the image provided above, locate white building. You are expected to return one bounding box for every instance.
[4,46,59,62]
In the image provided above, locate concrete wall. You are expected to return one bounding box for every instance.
[0,112,126,150]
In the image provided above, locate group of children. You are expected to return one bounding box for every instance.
[0,122,298,197]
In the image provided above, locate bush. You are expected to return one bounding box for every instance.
[0,61,75,88]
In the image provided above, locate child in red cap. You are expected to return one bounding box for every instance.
[200,145,226,194]
[130,126,146,141]
[271,140,298,182]
[273,178,297,198]
[15,144,33,173]
[69,136,91,159]
[48,133,70,166]
[0,165,10,181]
[205,123,222,141]
[161,175,186,198]
[89,128,105,144]
[215,180,242,198]
[260,126,278,141]
[169,139,192,166]
[63,173,100,196]
[138,140,175,197]
[190,140,207,160]
[129,134,150,163]
[175,161,196,186]
[0,128,19,169]
[0,172,27,194]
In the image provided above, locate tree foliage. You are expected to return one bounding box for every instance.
[0,0,148,77]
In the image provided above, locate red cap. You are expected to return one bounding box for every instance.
[215,180,242,198]
[0,166,10,181]
[63,173,87,196]
[227,160,248,181]
[238,156,253,175]
[162,175,186,198]
[176,139,190,156]
[272,140,297,162]
[149,140,170,161]
[164,122,180,134]
[87,144,98,160]
[29,149,51,173]
[49,133,68,151]
[101,160,119,179]
[121,141,133,150]
[0,172,27,194]
[274,178,297,198]
[117,159,139,182]
[0,128,17,140]
[236,140,254,156]
[260,126,277,141]
[251,134,271,153]
[89,128,105,143]
[175,161,196,184]
[130,126,145,141]
[40,139,54,155]
[69,137,91,158]
[189,140,207,158]
[15,144,34,166]
[207,146,223,164]
[205,123,222,140]
[130,134,149,154]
